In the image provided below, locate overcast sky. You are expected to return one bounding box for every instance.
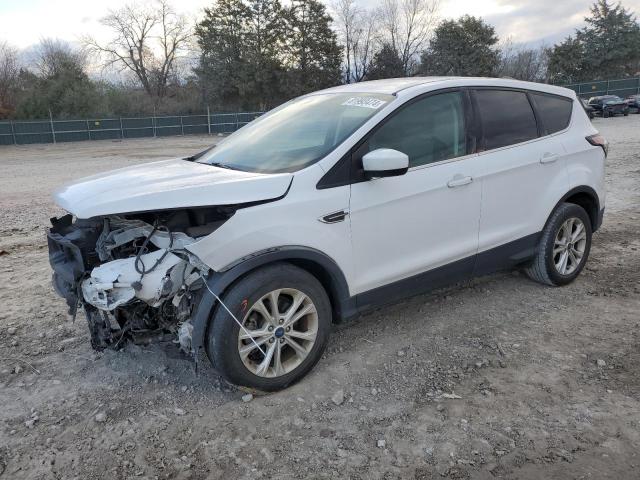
[1,0,640,49]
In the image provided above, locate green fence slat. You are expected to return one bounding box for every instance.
[0,111,264,146]
[564,76,640,98]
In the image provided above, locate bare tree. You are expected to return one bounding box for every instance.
[0,41,20,117]
[497,39,549,82]
[333,0,357,83]
[32,38,88,78]
[377,0,440,76]
[351,11,377,82]
[332,0,377,82]
[83,0,191,98]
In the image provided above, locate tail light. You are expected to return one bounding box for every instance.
[586,133,608,158]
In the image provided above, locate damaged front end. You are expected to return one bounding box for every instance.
[47,208,228,353]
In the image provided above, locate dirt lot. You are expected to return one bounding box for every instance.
[0,119,639,480]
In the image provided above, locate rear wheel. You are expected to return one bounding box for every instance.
[206,263,331,391]
[525,203,592,286]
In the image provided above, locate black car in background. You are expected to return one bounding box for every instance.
[625,94,640,112]
[588,95,629,117]
[580,98,595,119]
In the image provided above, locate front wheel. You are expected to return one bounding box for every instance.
[525,203,592,286]
[206,263,332,391]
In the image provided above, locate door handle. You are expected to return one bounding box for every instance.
[447,176,473,188]
[540,152,559,164]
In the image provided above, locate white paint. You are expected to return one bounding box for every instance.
[56,77,606,299]
[53,158,292,218]
[361,148,408,173]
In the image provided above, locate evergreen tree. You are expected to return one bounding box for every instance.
[547,1,640,82]
[244,0,288,109]
[420,15,499,77]
[578,0,640,78]
[197,0,341,109]
[366,43,404,80]
[196,0,251,110]
[284,0,342,96]
[546,37,586,83]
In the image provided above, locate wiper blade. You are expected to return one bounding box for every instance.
[183,145,215,162]
[209,162,234,170]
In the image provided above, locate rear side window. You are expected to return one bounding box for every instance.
[474,90,538,150]
[531,93,573,134]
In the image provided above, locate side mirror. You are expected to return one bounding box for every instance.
[362,148,409,179]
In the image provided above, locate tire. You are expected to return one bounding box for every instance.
[603,110,609,118]
[206,263,332,391]
[624,111,629,116]
[525,203,592,287]
[84,306,116,350]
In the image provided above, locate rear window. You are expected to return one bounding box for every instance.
[531,93,573,134]
[475,89,538,150]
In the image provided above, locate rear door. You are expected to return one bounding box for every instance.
[472,88,570,273]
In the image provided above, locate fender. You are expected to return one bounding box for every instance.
[190,246,355,362]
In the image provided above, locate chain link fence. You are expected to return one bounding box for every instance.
[563,76,640,99]
[0,110,264,146]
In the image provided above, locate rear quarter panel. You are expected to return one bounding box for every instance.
[562,100,606,209]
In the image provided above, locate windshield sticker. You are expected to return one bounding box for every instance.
[342,97,387,109]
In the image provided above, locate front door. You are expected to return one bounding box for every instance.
[348,90,482,304]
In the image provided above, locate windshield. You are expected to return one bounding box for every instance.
[197,93,394,173]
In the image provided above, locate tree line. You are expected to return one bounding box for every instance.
[0,0,639,120]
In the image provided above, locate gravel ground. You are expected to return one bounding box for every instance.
[0,119,639,480]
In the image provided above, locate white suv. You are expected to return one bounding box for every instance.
[48,77,607,390]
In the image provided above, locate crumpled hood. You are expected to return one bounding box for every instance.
[54,158,293,218]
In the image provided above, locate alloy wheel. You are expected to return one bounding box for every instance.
[237,288,318,378]
[553,217,587,275]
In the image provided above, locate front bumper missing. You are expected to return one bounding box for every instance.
[47,222,94,315]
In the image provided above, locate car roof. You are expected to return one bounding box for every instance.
[317,77,456,94]
[314,77,575,99]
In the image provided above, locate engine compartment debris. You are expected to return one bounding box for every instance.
[47,208,233,352]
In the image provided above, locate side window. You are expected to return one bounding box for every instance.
[474,89,538,150]
[531,93,573,134]
[364,91,466,168]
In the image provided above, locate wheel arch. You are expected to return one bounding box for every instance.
[190,246,355,363]
[553,186,602,232]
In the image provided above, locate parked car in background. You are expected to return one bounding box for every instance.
[588,95,629,117]
[48,77,607,390]
[625,94,640,112]
[581,98,595,119]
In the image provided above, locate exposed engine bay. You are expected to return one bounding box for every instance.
[47,207,232,353]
